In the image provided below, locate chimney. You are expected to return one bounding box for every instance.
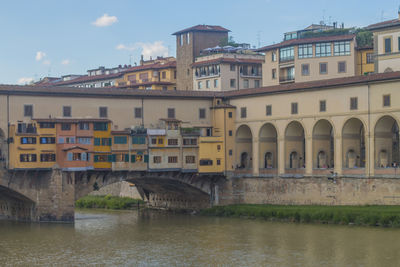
[140,55,144,66]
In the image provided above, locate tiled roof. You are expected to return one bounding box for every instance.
[117,81,176,89]
[51,72,124,86]
[172,25,230,35]
[256,34,355,52]
[34,118,111,123]
[366,19,400,30]
[124,61,176,73]
[192,58,264,67]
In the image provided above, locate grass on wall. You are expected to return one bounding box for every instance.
[76,195,144,210]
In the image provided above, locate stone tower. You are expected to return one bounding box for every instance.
[173,25,229,90]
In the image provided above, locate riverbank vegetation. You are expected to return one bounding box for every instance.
[201,204,400,227]
[76,195,144,210]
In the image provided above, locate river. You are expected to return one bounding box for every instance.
[1,209,400,266]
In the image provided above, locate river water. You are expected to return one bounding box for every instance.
[1,210,400,266]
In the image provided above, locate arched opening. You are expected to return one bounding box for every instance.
[259,123,277,170]
[374,116,399,168]
[264,152,273,168]
[235,125,252,170]
[285,121,305,169]
[312,119,334,169]
[342,118,365,169]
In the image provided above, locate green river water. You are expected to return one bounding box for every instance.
[1,209,400,266]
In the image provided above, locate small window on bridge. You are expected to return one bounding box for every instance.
[199,159,213,166]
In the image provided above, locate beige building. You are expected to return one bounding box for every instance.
[173,25,230,91]
[257,34,357,86]
[192,53,264,91]
[367,12,400,73]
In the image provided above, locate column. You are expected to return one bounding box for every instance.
[252,137,259,176]
[278,137,285,175]
[305,135,313,175]
[334,134,342,175]
[367,133,374,177]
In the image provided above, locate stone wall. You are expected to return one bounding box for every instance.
[217,176,400,206]
[89,181,142,199]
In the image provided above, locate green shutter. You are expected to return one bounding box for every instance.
[109,138,112,146]
[94,138,100,146]
[131,154,136,163]
[125,154,129,162]
[108,154,116,162]
[94,155,99,162]
[144,155,149,163]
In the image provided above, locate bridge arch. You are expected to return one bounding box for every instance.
[0,185,35,221]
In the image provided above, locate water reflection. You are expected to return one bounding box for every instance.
[1,210,400,266]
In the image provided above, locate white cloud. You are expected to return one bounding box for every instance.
[43,60,51,65]
[61,59,70,65]
[116,41,168,59]
[92,14,118,27]
[35,51,46,61]
[17,77,34,85]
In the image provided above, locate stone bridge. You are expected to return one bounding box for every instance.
[0,167,226,222]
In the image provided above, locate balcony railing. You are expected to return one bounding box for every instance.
[180,127,201,136]
[279,56,294,63]
[279,75,295,83]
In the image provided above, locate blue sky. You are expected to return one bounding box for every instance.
[0,0,398,84]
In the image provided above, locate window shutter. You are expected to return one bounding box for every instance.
[125,154,129,162]
[94,155,98,162]
[82,152,87,161]
[144,155,149,163]
[109,138,112,146]
[131,154,136,163]
[94,138,100,146]
[67,152,73,161]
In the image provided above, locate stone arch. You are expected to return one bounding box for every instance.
[374,115,399,168]
[342,118,365,168]
[285,121,305,169]
[235,124,253,169]
[0,185,36,221]
[384,67,393,73]
[259,123,278,169]
[312,119,334,169]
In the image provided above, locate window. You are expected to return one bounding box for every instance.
[199,159,213,166]
[20,154,37,162]
[94,122,108,131]
[229,130,232,136]
[40,153,56,162]
[206,128,212,136]
[291,102,298,114]
[183,138,197,145]
[101,138,112,146]
[24,105,33,117]
[79,122,90,130]
[217,159,221,165]
[21,137,36,144]
[333,41,351,56]
[61,123,71,131]
[320,100,326,112]
[198,81,202,89]
[228,112,232,118]
[206,80,210,89]
[199,108,206,119]
[94,154,108,162]
[65,137,75,144]
[158,138,163,145]
[185,156,195,164]
[229,150,233,156]
[271,51,277,62]
[366,53,374,64]
[40,137,55,144]
[240,107,247,118]
[350,97,358,110]
[298,44,313,58]
[383,95,391,107]
[301,64,310,76]
[338,61,346,73]
[162,71,166,79]
[39,122,55,128]
[63,106,71,117]
[266,105,272,116]
[319,63,328,74]
[168,156,178,163]
[384,37,392,53]
[134,107,142,119]
[153,156,162,164]
[230,64,235,71]
[114,136,127,144]
[315,43,331,57]
[230,79,236,88]
[168,139,178,146]
[58,137,65,144]
[132,136,146,144]
[187,69,190,76]
[279,46,294,61]
[167,108,175,119]
[254,80,260,88]
[99,107,108,118]
[272,69,276,79]
[77,137,91,145]
[151,138,157,145]
[243,79,249,89]
[174,71,177,79]
[214,79,218,88]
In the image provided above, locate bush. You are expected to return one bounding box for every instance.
[76,195,144,210]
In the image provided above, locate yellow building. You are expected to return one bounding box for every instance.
[116,57,177,90]
[356,47,374,75]
[93,121,112,170]
[9,120,57,170]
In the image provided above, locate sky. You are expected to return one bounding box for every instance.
[0,0,398,85]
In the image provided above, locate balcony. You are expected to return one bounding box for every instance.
[279,56,294,63]
[17,123,37,134]
[181,127,201,136]
[279,75,295,83]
